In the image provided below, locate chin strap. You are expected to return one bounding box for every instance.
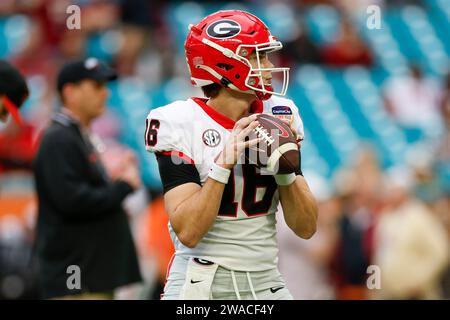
[196,64,256,96]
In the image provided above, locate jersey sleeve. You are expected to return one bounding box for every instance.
[145,106,192,158]
[289,101,305,142]
[145,105,201,192]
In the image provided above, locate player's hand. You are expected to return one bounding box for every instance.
[215,114,261,170]
[278,118,302,148]
[289,126,302,148]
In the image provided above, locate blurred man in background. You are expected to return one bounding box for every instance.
[0,60,29,125]
[373,169,449,299]
[33,58,142,299]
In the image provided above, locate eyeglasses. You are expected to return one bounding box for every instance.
[1,95,24,126]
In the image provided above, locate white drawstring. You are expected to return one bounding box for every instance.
[230,270,258,300]
[246,272,258,300]
[230,270,241,300]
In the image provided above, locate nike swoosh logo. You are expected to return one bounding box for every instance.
[270,286,284,293]
[263,118,290,138]
[190,279,203,284]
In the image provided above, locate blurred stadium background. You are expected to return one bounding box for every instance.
[0,0,450,300]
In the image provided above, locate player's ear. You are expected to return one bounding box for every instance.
[60,83,77,104]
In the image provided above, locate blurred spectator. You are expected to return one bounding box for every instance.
[283,18,321,66]
[383,64,443,141]
[435,71,450,213]
[126,3,177,86]
[0,122,36,173]
[433,73,450,197]
[115,25,147,76]
[137,196,175,300]
[330,183,375,299]
[11,20,55,78]
[10,18,57,130]
[277,173,340,299]
[433,72,450,298]
[0,172,39,299]
[0,60,29,125]
[0,60,33,172]
[114,0,155,76]
[33,59,142,299]
[330,149,382,299]
[0,212,38,299]
[337,0,385,14]
[58,29,86,60]
[387,0,425,7]
[0,0,70,46]
[320,17,373,67]
[440,72,450,130]
[296,0,336,7]
[372,169,450,299]
[438,196,450,298]
[82,0,119,32]
[0,58,35,299]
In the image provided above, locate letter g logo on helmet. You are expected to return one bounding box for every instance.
[206,20,241,39]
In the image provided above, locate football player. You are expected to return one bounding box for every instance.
[145,10,317,300]
[0,60,29,125]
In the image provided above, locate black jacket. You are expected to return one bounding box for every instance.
[33,113,141,299]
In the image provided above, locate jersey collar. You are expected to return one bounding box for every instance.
[192,97,263,130]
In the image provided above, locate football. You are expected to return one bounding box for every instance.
[246,113,299,174]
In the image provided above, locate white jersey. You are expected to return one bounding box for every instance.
[145,96,304,271]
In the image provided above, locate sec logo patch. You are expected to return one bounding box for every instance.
[202,129,221,147]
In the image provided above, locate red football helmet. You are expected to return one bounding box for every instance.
[185,10,289,100]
